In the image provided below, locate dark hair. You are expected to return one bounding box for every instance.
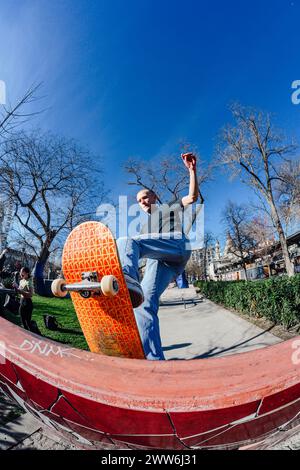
[21,266,31,277]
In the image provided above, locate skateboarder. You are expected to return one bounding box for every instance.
[117,153,198,360]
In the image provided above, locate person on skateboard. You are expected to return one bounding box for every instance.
[117,153,199,360]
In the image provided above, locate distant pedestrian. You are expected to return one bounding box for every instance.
[13,267,34,331]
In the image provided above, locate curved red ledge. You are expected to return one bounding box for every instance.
[1,316,300,449]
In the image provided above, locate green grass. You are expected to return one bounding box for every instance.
[2,295,89,351]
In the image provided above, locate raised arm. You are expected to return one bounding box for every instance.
[181,153,199,207]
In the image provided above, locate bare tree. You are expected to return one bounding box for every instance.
[0,130,107,265]
[0,84,42,139]
[217,104,297,277]
[245,215,276,277]
[185,259,203,280]
[222,201,256,281]
[275,159,300,233]
[246,215,275,250]
[0,84,44,249]
[124,145,211,204]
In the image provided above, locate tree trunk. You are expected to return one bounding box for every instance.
[269,199,294,277]
[38,244,50,265]
[277,225,294,277]
[38,230,56,264]
[243,263,248,281]
[33,232,56,297]
[269,199,295,277]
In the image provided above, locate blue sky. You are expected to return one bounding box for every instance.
[1,0,300,245]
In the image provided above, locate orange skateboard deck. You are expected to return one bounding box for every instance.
[60,221,145,359]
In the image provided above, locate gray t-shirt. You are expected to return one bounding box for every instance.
[140,198,185,238]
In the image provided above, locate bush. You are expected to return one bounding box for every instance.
[194,275,300,329]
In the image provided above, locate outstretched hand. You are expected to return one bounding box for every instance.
[181,153,197,171]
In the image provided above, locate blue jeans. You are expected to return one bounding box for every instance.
[117,235,191,360]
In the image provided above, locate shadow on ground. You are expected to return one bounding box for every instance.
[165,325,276,360]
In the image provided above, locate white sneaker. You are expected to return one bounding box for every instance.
[124,274,144,308]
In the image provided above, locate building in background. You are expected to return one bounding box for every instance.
[187,231,300,281]
[0,197,14,252]
[1,248,59,280]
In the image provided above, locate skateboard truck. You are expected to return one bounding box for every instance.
[51,273,119,299]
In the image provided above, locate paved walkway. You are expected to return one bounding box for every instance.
[1,285,299,450]
[0,395,78,450]
[159,285,281,360]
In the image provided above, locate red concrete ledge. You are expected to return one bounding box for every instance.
[1,316,300,449]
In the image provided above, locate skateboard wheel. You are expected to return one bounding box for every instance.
[101,275,119,296]
[80,290,91,299]
[51,279,68,298]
